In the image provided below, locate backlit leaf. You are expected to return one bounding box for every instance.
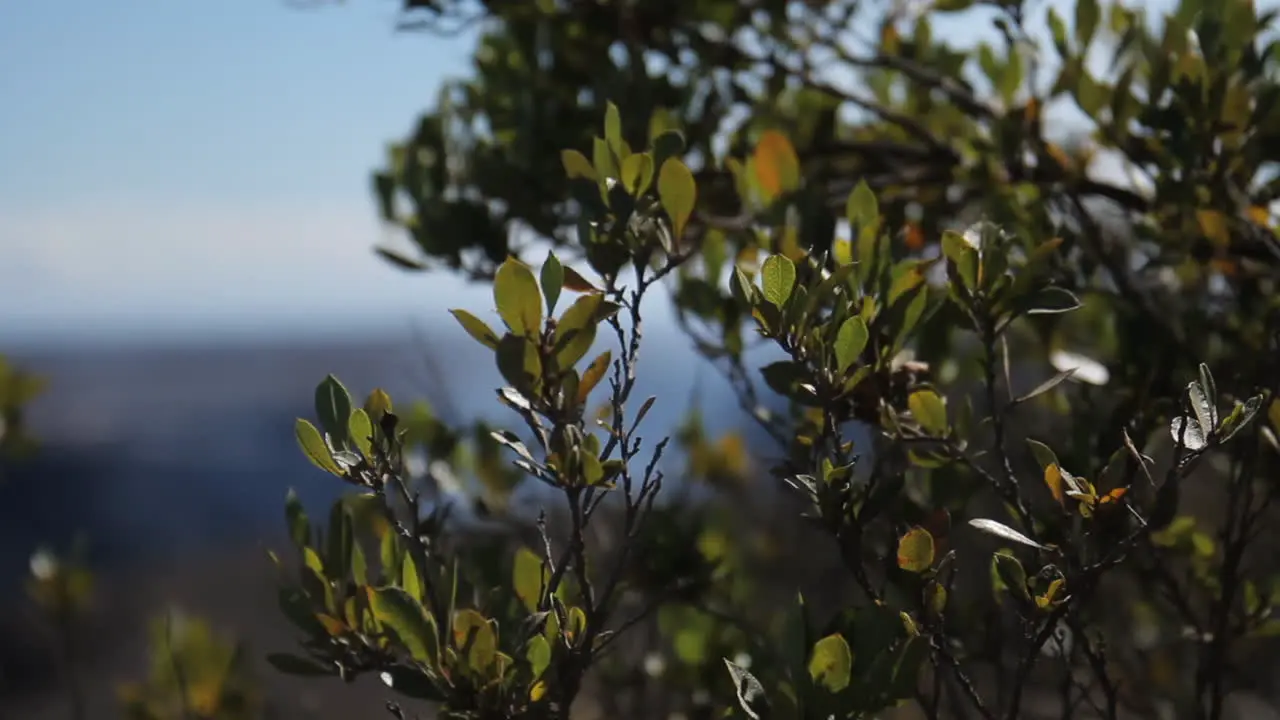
[449,310,500,350]
[512,547,546,613]
[808,633,853,692]
[315,374,353,444]
[834,317,869,373]
[658,158,697,240]
[621,152,655,196]
[296,419,341,475]
[494,258,543,336]
[897,527,935,572]
[348,409,373,457]
[760,255,797,308]
[370,587,439,667]
[560,149,597,181]
[577,351,612,404]
[908,390,948,436]
[541,253,564,315]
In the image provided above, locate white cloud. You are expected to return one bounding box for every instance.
[0,197,492,338]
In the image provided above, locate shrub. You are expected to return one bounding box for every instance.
[271,0,1280,718]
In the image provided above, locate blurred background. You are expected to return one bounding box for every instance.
[0,2,757,715]
[5,0,1273,717]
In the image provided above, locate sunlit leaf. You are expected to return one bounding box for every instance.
[658,158,697,240]
[620,152,655,196]
[897,527,935,572]
[760,255,797,308]
[314,374,353,445]
[494,258,544,336]
[577,351,612,404]
[1044,464,1065,505]
[560,149,598,181]
[370,587,439,667]
[296,419,341,475]
[808,633,853,692]
[834,317,869,374]
[512,547,546,613]
[908,390,948,436]
[348,409,373,457]
[968,518,1045,549]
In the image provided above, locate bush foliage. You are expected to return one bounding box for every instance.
[260,0,1280,717]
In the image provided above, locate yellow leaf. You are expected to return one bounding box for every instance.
[753,130,801,202]
[1247,205,1270,226]
[1196,209,1230,247]
[560,149,598,181]
[1044,464,1065,505]
[896,526,935,572]
[657,157,697,240]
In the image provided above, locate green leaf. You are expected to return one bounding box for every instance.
[941,230,979,290]
[1218,395,1264,443]
[992,551,1030,600]
[364,388,393,419]
[541,253,564,315]
[1076,0,1100,47]
[834,317,869,373]
[620,152,655,196]
[808,633,853,692]
[604,101,624,159]
[497,334,543,394]
[845,180,880,241]
[402,552,423,601]
[897,527,935,572]
[375,247,427,272]
[526,634,552,679]
[370,586,440,667]
[284,489,310,548]
[512,547,546,613]
[450,309,500,350]
[908,390,948,436]
[933,0,975,9]
[348,408,374,457]
[658,158,697,240]
[295,419,341,475]
[560,149,598,181]
[1025,438,1060,470]
[592,137,618,179]
[494,258,544,336]
[1011,370,1076,405]
[266,653,333,676]
[314,375,353,445]
[760,255,797,308]
[453,609,497,671]
[554,294,620,370]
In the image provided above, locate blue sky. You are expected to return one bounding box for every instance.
[0,0,490,343]
[0,0,1202,345]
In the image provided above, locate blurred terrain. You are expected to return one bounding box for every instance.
[0,321,755,717]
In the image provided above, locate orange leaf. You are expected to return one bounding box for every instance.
[1044,464,1065,505]
[904,222,926,251]
[753,130,801,202]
